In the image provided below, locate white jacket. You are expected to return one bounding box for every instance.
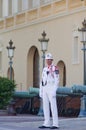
[39,64,59,98]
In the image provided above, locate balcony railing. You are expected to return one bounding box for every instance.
[0,0,85,31]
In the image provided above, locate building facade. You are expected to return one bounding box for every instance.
[0,0,86,91]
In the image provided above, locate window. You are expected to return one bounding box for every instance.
[44,0,51,3]
[40,0,51,6]
[2,0,9,17]
[12,0,18,14]
[9,0,12,16]
[22,0,28,11]
[32,0,40,8]
[18,0,22,12]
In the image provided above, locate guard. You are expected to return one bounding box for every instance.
[39,53,59,129]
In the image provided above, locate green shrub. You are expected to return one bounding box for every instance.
[0,77,16,109]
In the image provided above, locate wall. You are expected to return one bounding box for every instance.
[0,0,86,90]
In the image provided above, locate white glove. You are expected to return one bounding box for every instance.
[39,83,43,98]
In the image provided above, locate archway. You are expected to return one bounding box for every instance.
[57,60,66,86]
[27,46,39,88]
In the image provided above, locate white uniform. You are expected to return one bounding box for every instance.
[39,64,59,127]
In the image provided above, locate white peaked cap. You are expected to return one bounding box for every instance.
[45,53,53,60]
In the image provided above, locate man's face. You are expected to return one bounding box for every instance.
[46,59,53,66]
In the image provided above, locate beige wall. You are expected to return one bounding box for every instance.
[0,0,86,90]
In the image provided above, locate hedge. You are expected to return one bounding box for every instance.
[0,77,16,109]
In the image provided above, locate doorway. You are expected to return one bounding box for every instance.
[57,60,66,86]
[27,46,39,88]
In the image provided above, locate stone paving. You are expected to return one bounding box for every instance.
[0,115,86,130]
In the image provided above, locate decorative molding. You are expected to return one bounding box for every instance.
[0,0,86,34]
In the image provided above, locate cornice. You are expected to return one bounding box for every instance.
[0,6,86,34]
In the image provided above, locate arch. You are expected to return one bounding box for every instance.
[57,60,66,87]
[27,46,39,88]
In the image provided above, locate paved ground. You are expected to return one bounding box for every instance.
[0,115,86,130]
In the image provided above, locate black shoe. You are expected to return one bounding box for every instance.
[50,126,59,129]
[39,126,50,129]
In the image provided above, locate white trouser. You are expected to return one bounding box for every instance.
[42,85,59,127]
